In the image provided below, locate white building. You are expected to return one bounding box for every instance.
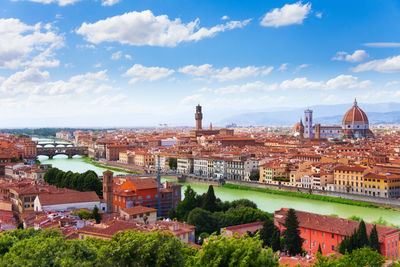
[160,138,178,148]
[34,191,101,212]
[177,157,193,174]
[193,158,209,176]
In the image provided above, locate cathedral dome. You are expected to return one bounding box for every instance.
[342,99,369,126]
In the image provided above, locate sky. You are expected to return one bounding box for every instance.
[1,0,400,127]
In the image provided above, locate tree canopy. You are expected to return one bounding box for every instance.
[282,208,304,256]
[44,168,102,196]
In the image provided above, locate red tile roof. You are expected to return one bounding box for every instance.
[38,191,100,206]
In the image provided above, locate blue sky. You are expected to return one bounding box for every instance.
[1,0,400,127]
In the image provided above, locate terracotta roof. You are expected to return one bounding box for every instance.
[274,209,398,242]
[342,99,369,125]
[38,191,100,206]
[121,206,157,216]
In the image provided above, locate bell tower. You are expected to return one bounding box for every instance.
[103,170,114,213]
[195,104,203,131]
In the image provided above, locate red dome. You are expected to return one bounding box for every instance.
[342,99,368,125]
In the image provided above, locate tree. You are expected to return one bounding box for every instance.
[92,206,102,224]
[313,247,384,267]
[318,244,322,254]
[201,185,217,212]
[230,199,258,210]
[369,225,380,253]
[168,158,177,170]
[187,208,219,236]
[282,209,304,256]
[270,228,281,252]
[249,171,260,181]
[356,220,369,248]
[175,186,199,221]
[189,234,279,267]
[98,230,195,267]
[259,219,275,247]
[224,206,270,226]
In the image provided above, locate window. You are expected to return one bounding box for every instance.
[332,234,335,239]
[313,230,316,235]
[146,195,151,199]
[138,196,142,200]
[332,245,335,250]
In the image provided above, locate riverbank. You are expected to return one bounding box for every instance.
[81,157,138,175]
[223,183,387,209]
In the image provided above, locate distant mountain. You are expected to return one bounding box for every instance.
[219,102,400,126]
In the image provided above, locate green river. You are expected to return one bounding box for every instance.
[37,154,400,225]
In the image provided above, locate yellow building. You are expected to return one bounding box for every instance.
[363,173,400,198]
[333,165,366,194]
[134,152,154,168]
[259,163,289,184]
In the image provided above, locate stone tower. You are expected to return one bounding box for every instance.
[315,124,321,139]
[304,109,313,138]
[103,170,114,213]
[195,104,203,131]
[299,118,304,140]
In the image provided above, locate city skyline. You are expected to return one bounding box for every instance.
[1,0,400,127]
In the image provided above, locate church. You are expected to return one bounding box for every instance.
[294,99,374,140]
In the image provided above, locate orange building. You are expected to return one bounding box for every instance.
[111,175,181,217]
[274,208,399,259]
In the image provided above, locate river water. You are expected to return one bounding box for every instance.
[37,154,400,225]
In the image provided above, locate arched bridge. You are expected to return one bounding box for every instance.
[36,141,73,148]
[37,146,88,159]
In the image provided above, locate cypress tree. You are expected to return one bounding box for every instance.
[271,227,281,252]
[369,224,380,253]
[259,218,275,247]
[92,206,101,224]
[282,209,304,256]
[357,220,369,248]
[202,185,217,212]
[317,244,322,254]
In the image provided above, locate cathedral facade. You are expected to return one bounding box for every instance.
[294,99,373,140]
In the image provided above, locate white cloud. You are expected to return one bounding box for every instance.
[278,63,288,71]
[279,75,371,90]
[352,55,400,73]
[0,18,63,69]
[76,10,251,47]
[260,2,311,27]
[280,77,322,90]
[92,94,126,106]
[0,68,114,96]
[364,42,400,48]
[125,54,132,60]
[124,64,174,83]
[101,0,120,6]
[111,51,122,60]
[214,81,278,94]
[180,94,202,105]
[221,15,229,20]
[93,63,102,68]
[315,12,323,19]
[178,64,273,81]
[385,81,400,87]
[296,64,309,71]
[333,50,369,63]
[76,44,95,49]
[325,75,371,90]
[11,0,81,6]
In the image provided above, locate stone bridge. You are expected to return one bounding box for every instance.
[36,141,73,148]
[37,146,88,159]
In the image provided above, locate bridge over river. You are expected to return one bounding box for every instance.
[36,146,88,159]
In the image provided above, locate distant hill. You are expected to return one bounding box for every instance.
[219,102,400,126]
